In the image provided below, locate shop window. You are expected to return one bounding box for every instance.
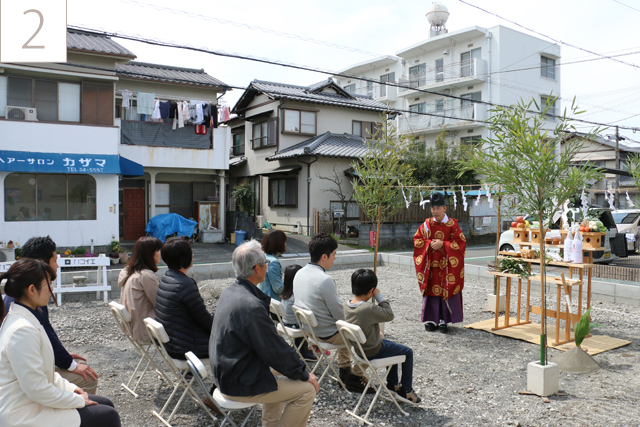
[4,173,96,221]
[283,109,316,135]
[268,177,297,207]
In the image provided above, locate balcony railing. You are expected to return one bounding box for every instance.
[120,120,211,149]
[398,103,487,134]
[398,58,487,94]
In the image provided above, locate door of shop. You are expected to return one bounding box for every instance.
[123,188,146,240]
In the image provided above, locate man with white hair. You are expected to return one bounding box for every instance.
[209,240,318,427]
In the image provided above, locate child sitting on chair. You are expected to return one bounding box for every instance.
[343,269,421,403]
[281,265,316,361]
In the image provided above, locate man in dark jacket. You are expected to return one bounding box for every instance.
[210,240,318,427]
[156,237,212,359]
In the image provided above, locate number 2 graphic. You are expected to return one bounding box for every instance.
[22,9,45,49]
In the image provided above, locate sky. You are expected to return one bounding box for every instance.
[67,0,640,141]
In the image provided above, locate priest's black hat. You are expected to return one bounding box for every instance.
[430,192,445,206]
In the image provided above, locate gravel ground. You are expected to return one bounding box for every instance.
[49,266,640,426]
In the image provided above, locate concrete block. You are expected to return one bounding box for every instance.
[527,361,559,397]
[487,294,506,313]
[399,256,412,266]
[614,283,640,302]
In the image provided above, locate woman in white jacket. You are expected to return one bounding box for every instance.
[0,258,120,427]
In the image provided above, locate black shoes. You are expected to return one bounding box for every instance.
[425,322,449,333]
[341,368,374,394]
[424,322,437,332]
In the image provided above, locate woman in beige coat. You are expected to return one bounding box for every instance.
[0,258,120,427]
[118,236,162,342]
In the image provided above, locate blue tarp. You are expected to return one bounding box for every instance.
[145,213,197,242]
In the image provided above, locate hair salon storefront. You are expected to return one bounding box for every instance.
[0,150,142,248]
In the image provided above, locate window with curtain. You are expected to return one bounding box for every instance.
[268,177,297,207]
[283,109,316,135]
[352,120,381,138]
[4,173,96,221]
[4,77,81,122]
[252,119,277,149]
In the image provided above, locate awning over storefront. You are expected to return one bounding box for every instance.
[0,150,142,175]
[119,156,145,176]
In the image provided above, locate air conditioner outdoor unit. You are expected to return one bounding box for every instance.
[5,106,38,121]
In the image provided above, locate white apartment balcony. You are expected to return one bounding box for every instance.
[398,103,487,135]
[346,83,397,102]
[117,119,229,170]
[398,58,487,96]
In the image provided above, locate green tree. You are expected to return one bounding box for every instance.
[625,153,640,204]
[231,179,255,216]
[406,128,478,186]
[352,122,415,272]
[458,96,603,365]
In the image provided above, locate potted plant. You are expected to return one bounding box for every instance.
[109,240,124,264]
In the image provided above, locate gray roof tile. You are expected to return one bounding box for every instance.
[267,132,369,160]
[116,62,228,88]
[67,29,136,58]
[244,79,389,112]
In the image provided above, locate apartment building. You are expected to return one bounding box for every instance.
[335,4,561,149]
[0,29,229,247]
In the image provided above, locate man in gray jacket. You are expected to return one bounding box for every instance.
[293,233,367,392]
[210,240,318,427]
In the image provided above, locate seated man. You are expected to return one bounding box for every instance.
[344,269,421,403]
[210,240,318,427]
[3,236,99,394]
[293,233,367,393]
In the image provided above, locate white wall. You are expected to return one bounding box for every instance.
[118,125,230,170]
[0,121,119,154]
[0,172,119,247]
[260,157,355,232]
[0,121,121,247]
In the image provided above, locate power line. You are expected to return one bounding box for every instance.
[612,0,640,13]
[66,25,639,132]
[458,0,640,71]
[115,0,389,58]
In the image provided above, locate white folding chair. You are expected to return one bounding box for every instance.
[292,306,347,391]
[336,320,410,425]
[269,299,312,369]
[108,302,168,397]
[185,352,258,427]
[143,318,214,427]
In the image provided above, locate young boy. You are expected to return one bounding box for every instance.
[343,269,421,403]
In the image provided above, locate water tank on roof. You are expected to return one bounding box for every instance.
[427,2,449,36]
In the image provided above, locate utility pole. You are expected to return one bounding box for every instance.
[615,126,620,208]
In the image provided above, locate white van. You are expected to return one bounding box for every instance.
[612,209,640,254]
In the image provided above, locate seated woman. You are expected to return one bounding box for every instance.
[155,237,213,360]
[0,258,120,427]
[118,236,163,342]
[258,229,287,301]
